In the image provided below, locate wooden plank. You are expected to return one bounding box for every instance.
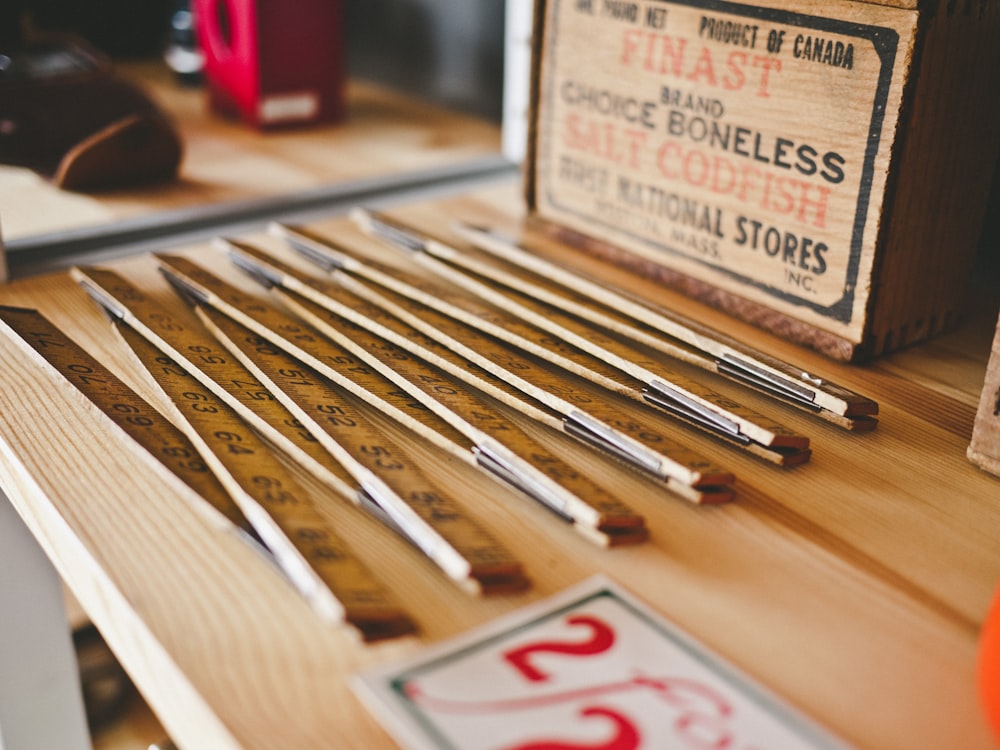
[0,182,998,750]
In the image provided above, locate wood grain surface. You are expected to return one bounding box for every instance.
[1,181,998,750]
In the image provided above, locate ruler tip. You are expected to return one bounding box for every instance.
[74,273,126,321]
[266,220,291,239]
[157,263,209,306]
[356,209,426,254]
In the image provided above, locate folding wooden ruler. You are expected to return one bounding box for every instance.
[73,267,528,596]
[358,212,879,431]
[151,254,676,531]
[0,305,414,641]
[199,306,649,547]
[207,240,735,505]
[271,222,808,467]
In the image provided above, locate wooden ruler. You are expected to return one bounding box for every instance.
[153,254,657,541]
[0,305,413,639]
[71,267,359,498]
[218,240,734,504]
[0,305,253,538]
[200,306,649,547]
[278,220,810,467]
[383,215,878,430]
[114,323,416,639]
[72,267,527,595]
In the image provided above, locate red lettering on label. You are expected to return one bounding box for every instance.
[751,56,782,98]
[563,114,647,168]
[504,615,616,682]
[621,30,782,97]
[724,51,747,91]
[656,141,830,228]
[502,706,641,750]
[687,47,717,87]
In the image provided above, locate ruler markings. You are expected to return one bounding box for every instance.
[201,305,572,569]
[272,290,650,539]
[164,253,649,545]
[73,265,526,594]
[276,224,807,467]
[0,305,254,537]
[71,266,361,500]
[449,222,879,426]
[113,323,415,639]
[0,306,419,639]
[152,255,529,593]
[340,215,810,460]
[222,240,734,502]
[285,287,736,505]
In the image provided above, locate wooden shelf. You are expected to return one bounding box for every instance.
[1,181,999,749]
[0,61,502,243]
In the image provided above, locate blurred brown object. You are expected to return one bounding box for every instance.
[74,624,132,732]
[0,36,182,191]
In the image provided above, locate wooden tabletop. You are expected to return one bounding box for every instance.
[1,181,998,750]
[0,61,502,243]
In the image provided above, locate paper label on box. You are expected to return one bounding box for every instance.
[259,91,319,123]
[533,0,917,342]
[355,576,849,749]
[969,314,1000,476]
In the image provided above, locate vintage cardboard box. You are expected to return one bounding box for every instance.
[525,0,1000,360]
[969,311,1000,478]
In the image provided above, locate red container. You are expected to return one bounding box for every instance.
[194,0,345,129]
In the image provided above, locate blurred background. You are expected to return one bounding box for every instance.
[2,0,507,120]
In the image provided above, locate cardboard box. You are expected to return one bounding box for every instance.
[970,311,1000,478]
[525,0,1000,360]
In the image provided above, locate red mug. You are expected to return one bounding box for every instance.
[193,0,345,128]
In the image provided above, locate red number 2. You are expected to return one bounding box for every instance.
[503,615,616,683]
[502,706,640,750]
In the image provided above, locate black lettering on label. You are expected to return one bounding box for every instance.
[793,35,855,69]
[698,15,759,48]
[659,87,725,118]
[603,1,638,21]
[559,155,609,193]
[663,110,845,186]
[617,177,724,238]
[562,81,657,129]
[645,6,667,28]
[821,151,846,184]
[733,215,828,275]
